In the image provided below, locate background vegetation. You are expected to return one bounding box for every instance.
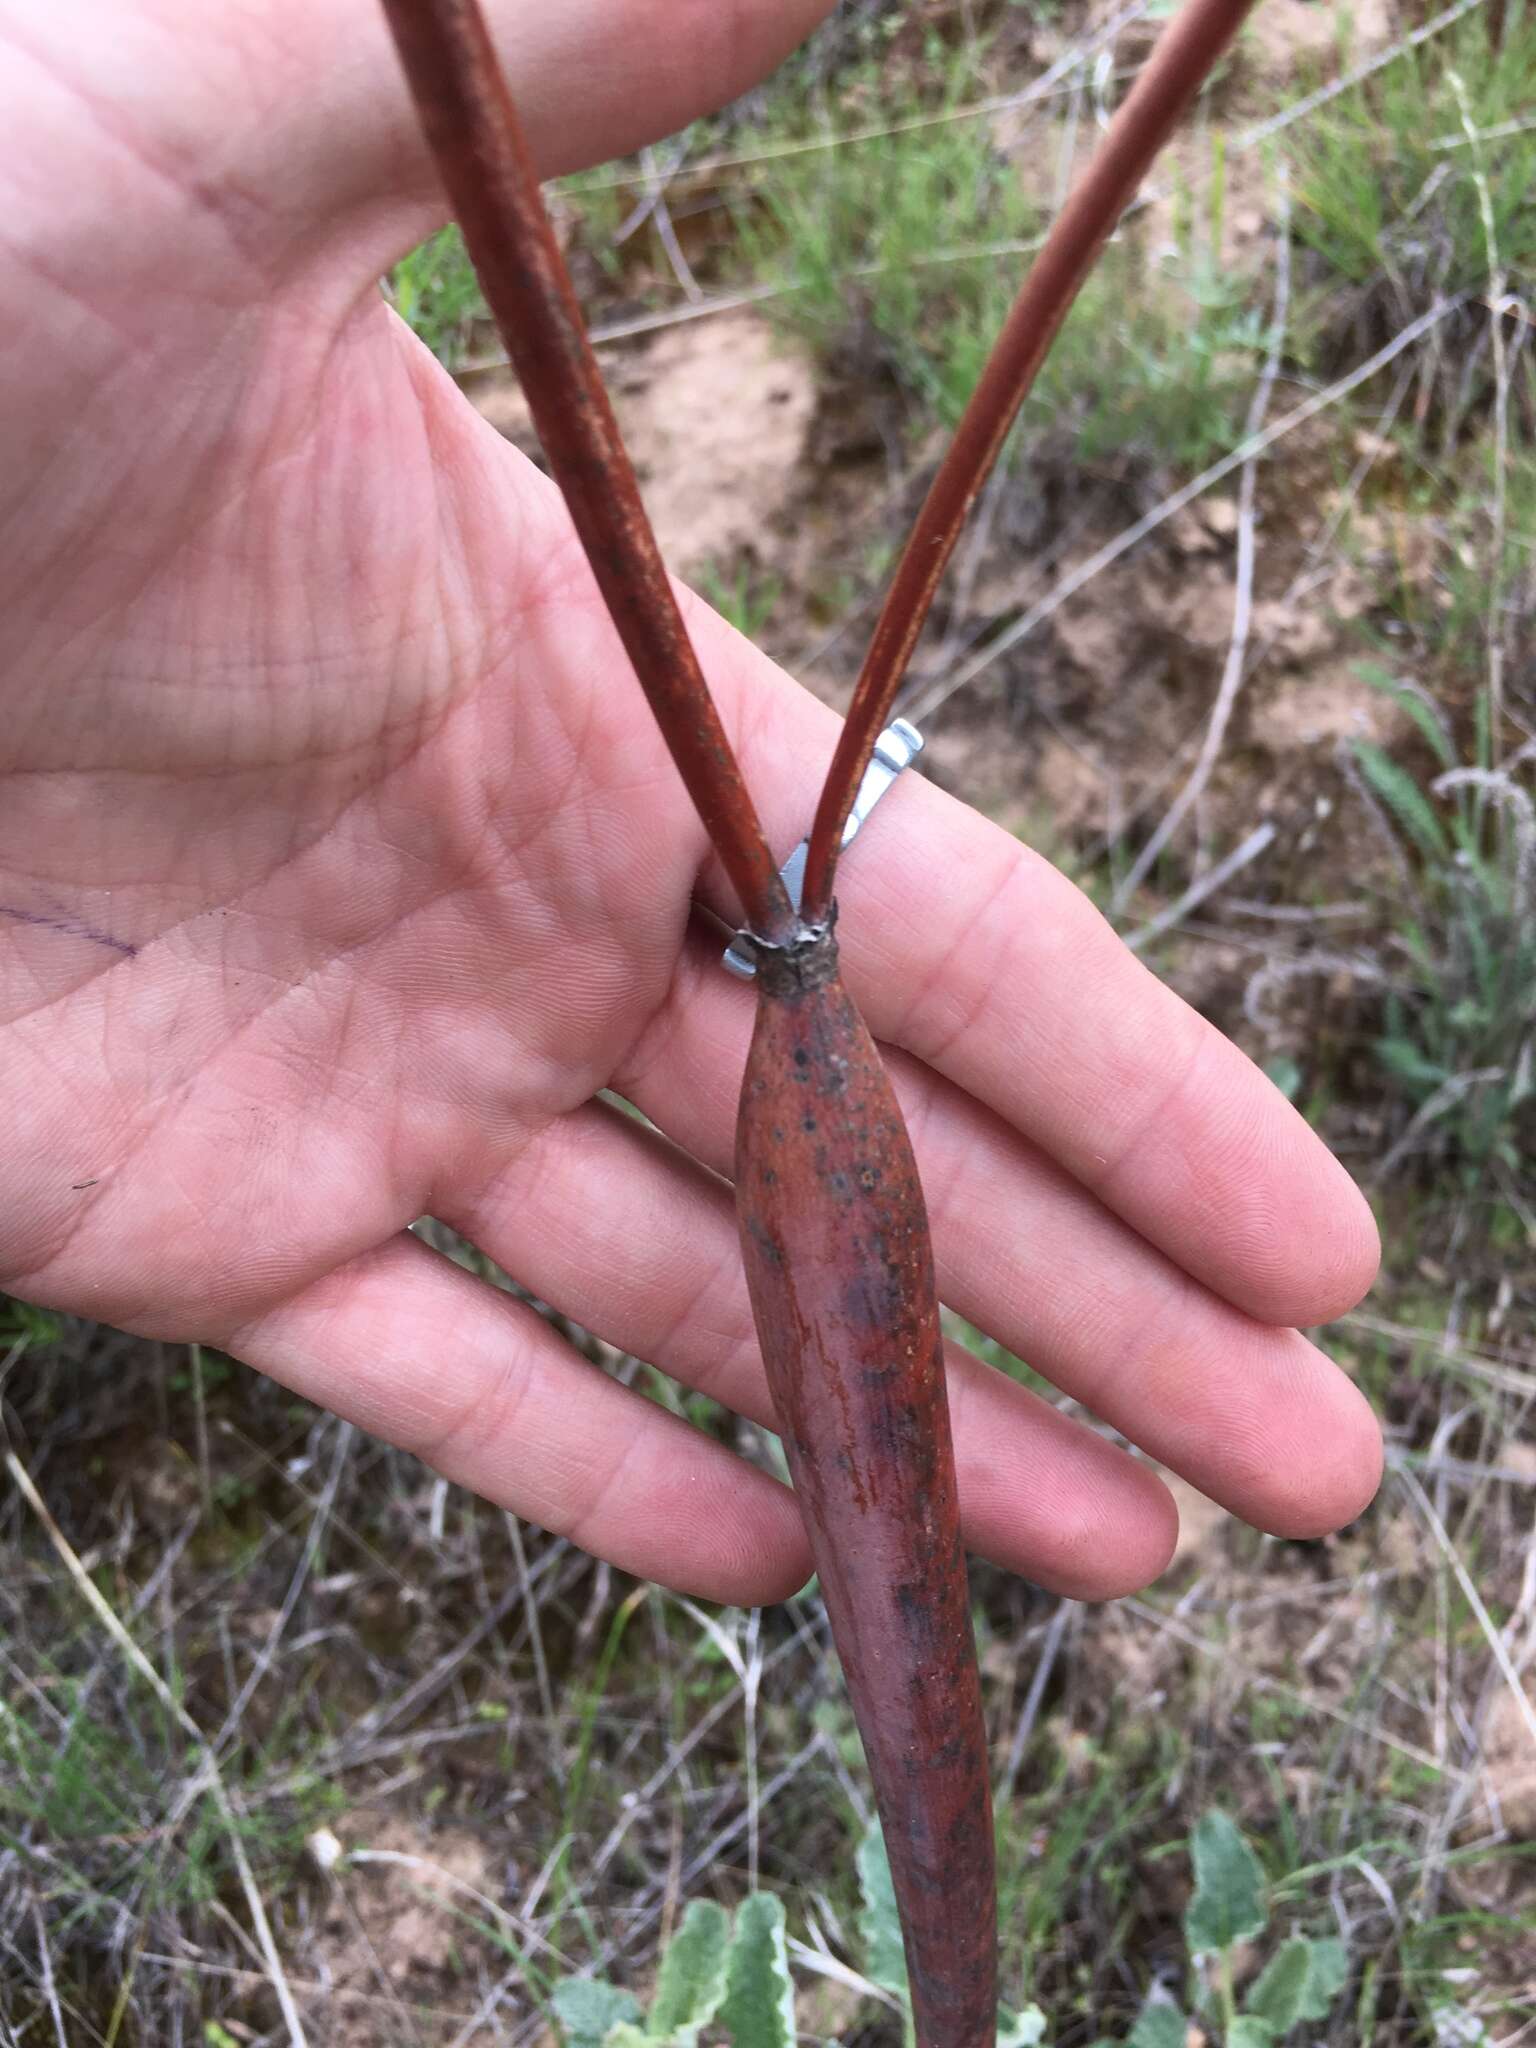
[4,0,1533,2041]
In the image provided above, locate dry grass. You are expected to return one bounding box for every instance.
[4,1285,1536,2043]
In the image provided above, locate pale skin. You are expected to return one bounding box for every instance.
[0,0,1383,1605]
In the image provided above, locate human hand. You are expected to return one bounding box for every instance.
[0,0,1381,1603]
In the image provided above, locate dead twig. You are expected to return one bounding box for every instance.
[1114,181,1291,911]
[1126,821,1279,952]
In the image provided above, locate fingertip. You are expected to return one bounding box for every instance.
[1119,1462,1182,1591]
[1259,1370,1384,1540]
[950,1343,1182,1602]
[730,1538,816,1612]
[1204,1337,1384,1542]
[658,1468,814,1607]
[747,1550,817,1609]
[1202,1120,1383,1332]
[1290,1164,1382,1329]
[1033,1457,1180,1602]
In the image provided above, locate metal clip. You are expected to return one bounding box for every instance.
[723,718,924,979]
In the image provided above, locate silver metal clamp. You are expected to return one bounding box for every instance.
[722,718,924,979]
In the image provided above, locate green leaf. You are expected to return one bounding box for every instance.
[552,1978,643,2048]
[1227,2018,1276,2048]
[1355,664,1456,769]
[719,1893,796,2048]
[1352,741,1450,863]
[856,1823,909,1996]
[1246,1935,1348,2031]
[1262,1055,1303,1102]
[1183,1811,1267,1955]
[1127,1999,1186,2048]
[1378,1036,1448,1092]
[648,1899,732,2046]
[1244,1939,1310,2030]
[997,2007,1049,2048]
[1304,1936,1350,2014]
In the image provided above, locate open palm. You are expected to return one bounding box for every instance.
[0,0,1382,1603]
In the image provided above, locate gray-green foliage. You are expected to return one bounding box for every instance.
[731,59,1034,431]
[1045,137,1271,472]
[998,2011,1049,2048]
[1125,2002,1185,2048]
[696,558,782,644]
[388,224,486,368]
[649,1898,732,2048]
[718,1894,797,2048]
[579,1818,1340,2048]
[552,1978,645,2048]
[856,1816,909,1998]
[551,1827,1050,2048]
[550,1896,793,2048]
[1245,1935,1349,2032]
[1184,1810,1267,1954]
[732,69,1262,465]
[0,1296,62,1350]
[1290,5,1536,319]
[1113,1810,1348,2048]
[1349,669,1535,1178]
[855,1822,1048,2045]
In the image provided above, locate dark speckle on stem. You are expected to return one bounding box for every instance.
[737,956,995,2048]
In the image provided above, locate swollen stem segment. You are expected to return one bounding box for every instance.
[736,928,996,2048]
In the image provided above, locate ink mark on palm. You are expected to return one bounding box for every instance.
[0,902,137,956]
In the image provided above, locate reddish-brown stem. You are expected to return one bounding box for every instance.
[380,0,796,944]
[384,6,1262,2043]
[736,929,994,2048]
[798,0,1258,926]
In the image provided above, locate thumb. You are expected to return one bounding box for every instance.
[6,0,836,279]
[336,0,841,277]
[345,0,841,191]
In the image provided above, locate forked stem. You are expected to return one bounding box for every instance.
[381,0,797,943]
[382,9,1271,2041]
[798,0,1259,926]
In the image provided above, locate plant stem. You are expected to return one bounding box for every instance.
[1219,1949,1239,2036]
[798,0,1259,925]
[383,10,1270,2043]
[380,0,797,943]
[736,932,995,2048]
